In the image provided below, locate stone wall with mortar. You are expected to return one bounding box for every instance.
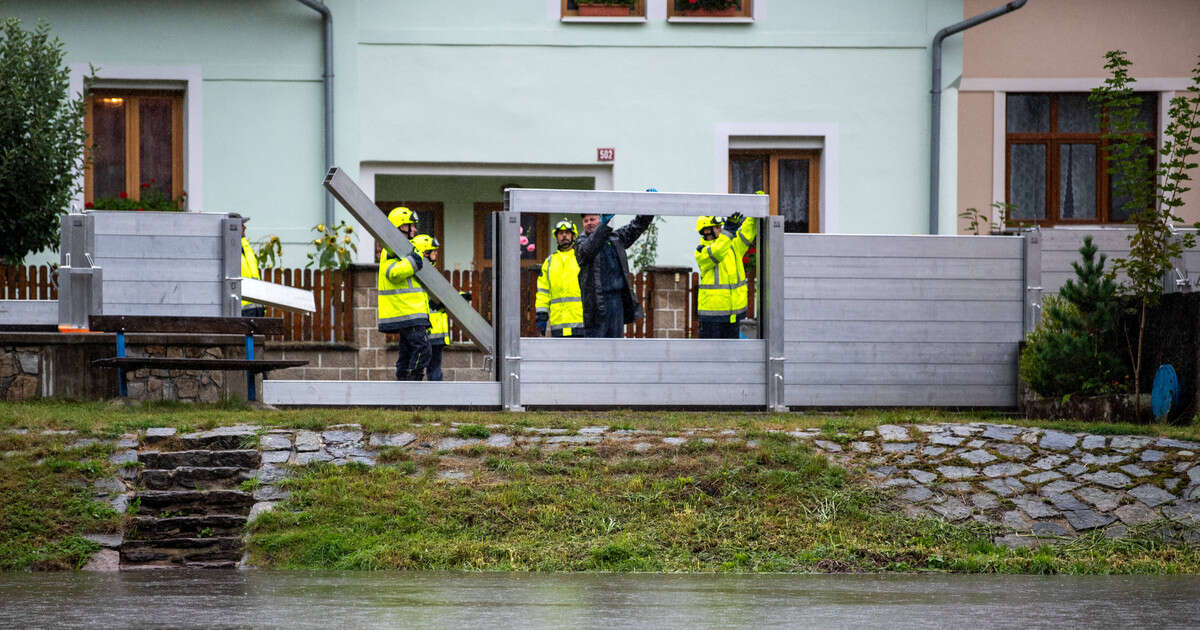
[0,346,42,402]
[0,333,253,402]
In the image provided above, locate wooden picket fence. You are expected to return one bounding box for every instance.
[1,264,756,342]
[0,265,58,300]
[259,268,353,343]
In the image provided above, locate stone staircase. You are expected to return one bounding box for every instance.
[120,429,260,569]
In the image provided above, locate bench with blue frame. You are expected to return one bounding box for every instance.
[89,315,307,402]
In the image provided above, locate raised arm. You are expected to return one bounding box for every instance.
[732,217,757,257]
[614,214,654,249]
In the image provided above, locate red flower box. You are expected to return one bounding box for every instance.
[578,3,633,16]
[681,7,737,17]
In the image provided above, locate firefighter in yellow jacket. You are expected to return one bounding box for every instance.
[427,290,469,381]
[694,211,756,338]
[378,206,437,380]
[239,218,264,317]
[535,218,586,337]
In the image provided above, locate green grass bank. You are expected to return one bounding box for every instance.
[1,401,1198,574]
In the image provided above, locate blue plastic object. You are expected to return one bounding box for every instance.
[1151,364,1179,421]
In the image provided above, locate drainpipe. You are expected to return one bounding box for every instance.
[929,0,1026,234]
[295,0,335,229]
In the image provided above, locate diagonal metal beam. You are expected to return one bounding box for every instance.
[323,167,495,356]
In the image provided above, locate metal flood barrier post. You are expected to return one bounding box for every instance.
[57,213,103,331]
[504,188,776,410]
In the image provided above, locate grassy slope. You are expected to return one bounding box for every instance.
[0,431,123,570]
[1,401,1197,573]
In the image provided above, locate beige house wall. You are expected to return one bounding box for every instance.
[958,0,1200,233]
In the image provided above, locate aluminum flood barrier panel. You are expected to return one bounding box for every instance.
[87,210,241,317]
[782,234,1025,407]
[519,338,767,406]
[504,188,776,410]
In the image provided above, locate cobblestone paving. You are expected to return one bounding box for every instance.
[813,423,1200,548]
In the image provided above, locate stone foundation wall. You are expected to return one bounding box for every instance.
[0,346,41,401]
[0,333,253,402]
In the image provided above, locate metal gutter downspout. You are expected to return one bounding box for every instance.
[929,0,1026,234]
[295,0,335,228]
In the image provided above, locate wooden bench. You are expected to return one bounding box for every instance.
[89,315,307,402]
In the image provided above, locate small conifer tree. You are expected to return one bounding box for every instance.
[1020,236,1126,397]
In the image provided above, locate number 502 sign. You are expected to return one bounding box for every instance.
[596,148,615,162]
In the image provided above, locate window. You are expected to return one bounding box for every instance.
[668,0,752,19]
[85,89,184,206]
[562,0,646,18]
[730,150,820,233]
[474,203,548,270]
[373,201,444,263]
[1006,92,1156,225]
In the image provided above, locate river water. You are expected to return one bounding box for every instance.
[1,571,1198,629]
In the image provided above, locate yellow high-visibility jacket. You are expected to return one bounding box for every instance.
[428,308,449,346]
[694,217,756,322]
[377,246,429,331]
[535,248,584,335]
[240,237,260,307]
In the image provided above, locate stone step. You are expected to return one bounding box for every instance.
[178,426,259,451]
[139,449,260,469]
[120,536,243,567]
[127,514,248,540]
[134,490,255,516]
[139,467,253,491]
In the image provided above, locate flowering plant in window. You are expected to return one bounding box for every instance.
[89,181,185,211]
[675,0,740,13]
[576,0,636,16]
[305,220,357,270]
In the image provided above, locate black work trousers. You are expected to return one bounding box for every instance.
[427,343,444,381]
[586,292,626,338]
[394,325,431,381]
[699,320,740,339]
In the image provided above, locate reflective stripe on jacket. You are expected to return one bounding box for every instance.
[536,248,584,334]
[428,309,449,345]
[377,247,430,330]
[694,217,756,322]
[240,238,260,307]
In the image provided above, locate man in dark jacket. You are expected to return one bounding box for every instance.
[574,213,654,337]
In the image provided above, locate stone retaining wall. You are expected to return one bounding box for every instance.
[0,333,253,402]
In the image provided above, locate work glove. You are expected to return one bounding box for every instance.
[601,213,614,225]
[725,212,745,230]
[407,252,423,271]
[536,313,548,335]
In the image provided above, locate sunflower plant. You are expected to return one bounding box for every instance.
[305,220,357,270]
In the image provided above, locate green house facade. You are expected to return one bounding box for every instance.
[8,0,965,269]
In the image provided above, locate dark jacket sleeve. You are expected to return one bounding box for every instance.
[614,215,654,249]
[574,223,612,265]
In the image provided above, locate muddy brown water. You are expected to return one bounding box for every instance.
[1,571,1198,629]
